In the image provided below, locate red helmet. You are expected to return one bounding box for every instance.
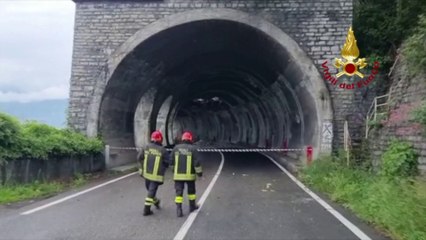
[181,131,193,142]
[151,130,163,143]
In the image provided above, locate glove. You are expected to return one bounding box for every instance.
[138,168,143,177]
[197,172,203,177]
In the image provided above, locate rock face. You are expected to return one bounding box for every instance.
[368,57,426,174]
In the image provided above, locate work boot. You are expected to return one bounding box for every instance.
[154,198,161,209]
[189,200,199,212]
[176,203,183,217]
[143,205,153,216]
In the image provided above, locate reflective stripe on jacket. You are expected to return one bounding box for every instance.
[138,142,169,183]
[171,143,202,181]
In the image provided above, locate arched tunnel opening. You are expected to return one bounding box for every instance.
[97,18,331,163]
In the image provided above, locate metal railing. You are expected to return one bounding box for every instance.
[365,52,403,138]
[365,93,391,138]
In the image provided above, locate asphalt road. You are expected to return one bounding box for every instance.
[0,152,389,240]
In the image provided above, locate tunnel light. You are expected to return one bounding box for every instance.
[194,98,205,103]
[193,97,222,104]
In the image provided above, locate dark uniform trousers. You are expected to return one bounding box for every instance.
[174,181,196,203]
[145,180,161,206]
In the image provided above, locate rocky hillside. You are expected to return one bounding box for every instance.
[368,56,426,174]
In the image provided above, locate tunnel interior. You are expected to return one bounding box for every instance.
[99,20,320,151]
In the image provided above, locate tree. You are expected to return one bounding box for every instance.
[354,0,426,68]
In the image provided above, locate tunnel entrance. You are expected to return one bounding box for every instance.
[90,9,333,163]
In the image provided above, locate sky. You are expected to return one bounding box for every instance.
[0,0,75,102]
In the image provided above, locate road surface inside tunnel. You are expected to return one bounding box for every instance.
[0,153,388,240]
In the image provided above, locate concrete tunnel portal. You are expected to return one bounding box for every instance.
[91,10,333,163]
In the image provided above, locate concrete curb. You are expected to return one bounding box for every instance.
[108,163,138,174]
[263,153,300,176]
[277,156,299,175]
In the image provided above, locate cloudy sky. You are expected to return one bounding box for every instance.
[0,0,75,102]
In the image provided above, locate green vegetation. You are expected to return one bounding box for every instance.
[0,173,90,204]
[354,0,426,65]
[311,6,426,235]
[0,181,63,204]
[0,112,102,203]
[411,102,426,133]
[350,139,373,170]
[367,112,387,129]
[72,173,88,187]
[401,14,426,76]
[354,0,426,92]
[0,113,22,164]
[368,118,383,129]
[0,112,103,163]
[380,139,419,178]
[301,140,425,240]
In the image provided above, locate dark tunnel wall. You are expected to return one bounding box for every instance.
[98,19,325,152]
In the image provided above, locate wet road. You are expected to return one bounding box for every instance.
[0,152,388,240]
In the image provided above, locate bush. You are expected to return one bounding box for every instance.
[0,112,104,162]
[380,139,419,178]
[0,113,22,162]
[20,122,104,159]
[402,14,426,76]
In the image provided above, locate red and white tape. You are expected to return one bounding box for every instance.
[108,146,304,152]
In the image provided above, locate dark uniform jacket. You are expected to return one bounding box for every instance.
[170,143,202,181]
[138,142,169,183]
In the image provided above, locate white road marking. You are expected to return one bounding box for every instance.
[21,172,137,215]
[173,152,225,240]
[263,154,372,240]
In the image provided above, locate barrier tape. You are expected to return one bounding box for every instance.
[197,148,303,152]
[108,146,304,152]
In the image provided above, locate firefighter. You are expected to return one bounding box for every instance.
[170,131,203,217]
[137,130,169,216]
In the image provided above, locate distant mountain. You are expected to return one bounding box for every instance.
[0,99,68,128]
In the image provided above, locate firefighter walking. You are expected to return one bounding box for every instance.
[171,132,203,217]
[137,130,169,216]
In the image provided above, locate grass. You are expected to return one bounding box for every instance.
[300,158,426,240]
[0,174,89,205]
[0,181,63,204]
[72,173,88,187]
